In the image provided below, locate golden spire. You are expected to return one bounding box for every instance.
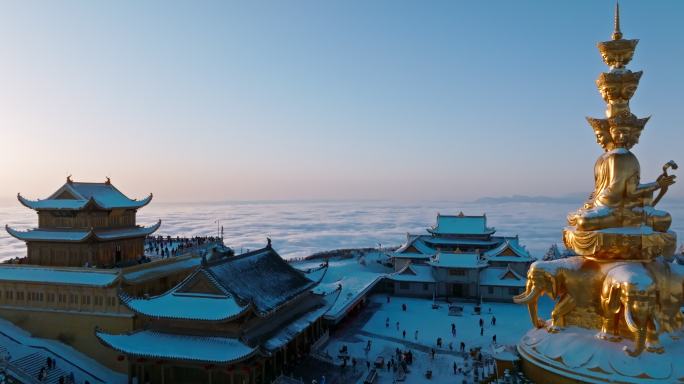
[612,1,622,40]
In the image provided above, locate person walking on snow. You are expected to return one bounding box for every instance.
[491,316,497,326]
[414,330,418,340]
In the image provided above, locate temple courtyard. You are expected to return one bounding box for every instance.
[289,253,553,384]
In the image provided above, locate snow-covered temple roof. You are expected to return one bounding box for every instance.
[95,330,258,364]
[204,246,321,316]
[120,290,249,322]
[427,213,495,236]
[17,178,153,211]
[119,245,325,322]
[122,255,201,284]
[387,263,435,283]
[484,239,534,261]
[479,266,526,287]
[5,221,161,242]
[428,253,487,269]
[262,289,340,351]
[0,265,120,287]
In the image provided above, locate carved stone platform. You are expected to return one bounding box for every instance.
[518,326,684,384]
[563,226,676,261]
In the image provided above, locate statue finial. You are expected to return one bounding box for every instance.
[66,174,73,184]
[612,1,623,40]
[105,176,111,185]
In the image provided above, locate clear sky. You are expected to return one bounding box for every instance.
[0,0,682,202]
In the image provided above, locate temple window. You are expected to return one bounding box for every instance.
[449,269,466,276]
[81,295,91,305]
[16,292,24,301]
[5,291,13,300]
[94,296,104,306]
[107,297,116,307]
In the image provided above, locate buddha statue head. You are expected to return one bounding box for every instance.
[586,117,614,151]
[597,2,639,70]
[608,113,649,149]
[596,71,642,118]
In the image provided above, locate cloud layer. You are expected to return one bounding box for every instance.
[1,200,683,261]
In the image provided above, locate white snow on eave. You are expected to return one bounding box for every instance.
[429,253,486,269]
[96,330,256,363]
[0,265,119,286]
[263,291,339,351]
[123,291,247,321]
[122,257,201,283]
[479,267,526,287]
[431,215,491,235]
[388,264,435,283]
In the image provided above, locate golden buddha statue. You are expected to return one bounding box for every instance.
[568,114,674,233]
[516,6,684,382]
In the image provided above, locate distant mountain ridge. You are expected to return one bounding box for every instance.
[471,194,588,204]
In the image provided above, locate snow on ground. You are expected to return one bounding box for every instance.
[0,318,126,383]
[323,294,553,384]
[293,251,556,383]
[363,295,553,354]
[295,251,393,321]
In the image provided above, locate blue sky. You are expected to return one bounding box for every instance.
[0,1,682,202]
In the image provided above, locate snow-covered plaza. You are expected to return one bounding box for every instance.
[292,252,552,384]
[317,294,551,384]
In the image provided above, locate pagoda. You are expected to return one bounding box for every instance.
[514,4,684,383]
[6,176,160,267]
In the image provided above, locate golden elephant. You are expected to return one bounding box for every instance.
[514,260,577,333]
[599,263,663,356]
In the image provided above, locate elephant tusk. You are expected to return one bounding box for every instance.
[624,305,640,333]
[514,285,539,304]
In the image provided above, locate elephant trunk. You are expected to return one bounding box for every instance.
[624,305,647,357]
[514,285,539,304]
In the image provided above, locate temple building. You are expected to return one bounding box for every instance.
[7,176,159,267]
[387,213,533,301]
[96,244,336,384]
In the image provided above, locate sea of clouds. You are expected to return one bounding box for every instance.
[1,200,683,261]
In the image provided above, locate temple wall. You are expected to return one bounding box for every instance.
[0,280,135,372]
[27,238,144,267]
[392,281,434,297]
[0,307,133,372]
[38,209,137,229]
[481,285,523,302]
[0,281,126,314]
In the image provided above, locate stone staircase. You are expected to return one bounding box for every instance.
[11,352,68,384]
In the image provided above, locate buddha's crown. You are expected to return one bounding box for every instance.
[597,3,639,69]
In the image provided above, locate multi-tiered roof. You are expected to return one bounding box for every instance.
[96,244,336,369]
[6,177,159,267]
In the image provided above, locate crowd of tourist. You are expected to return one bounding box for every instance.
[144,235,221,259]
